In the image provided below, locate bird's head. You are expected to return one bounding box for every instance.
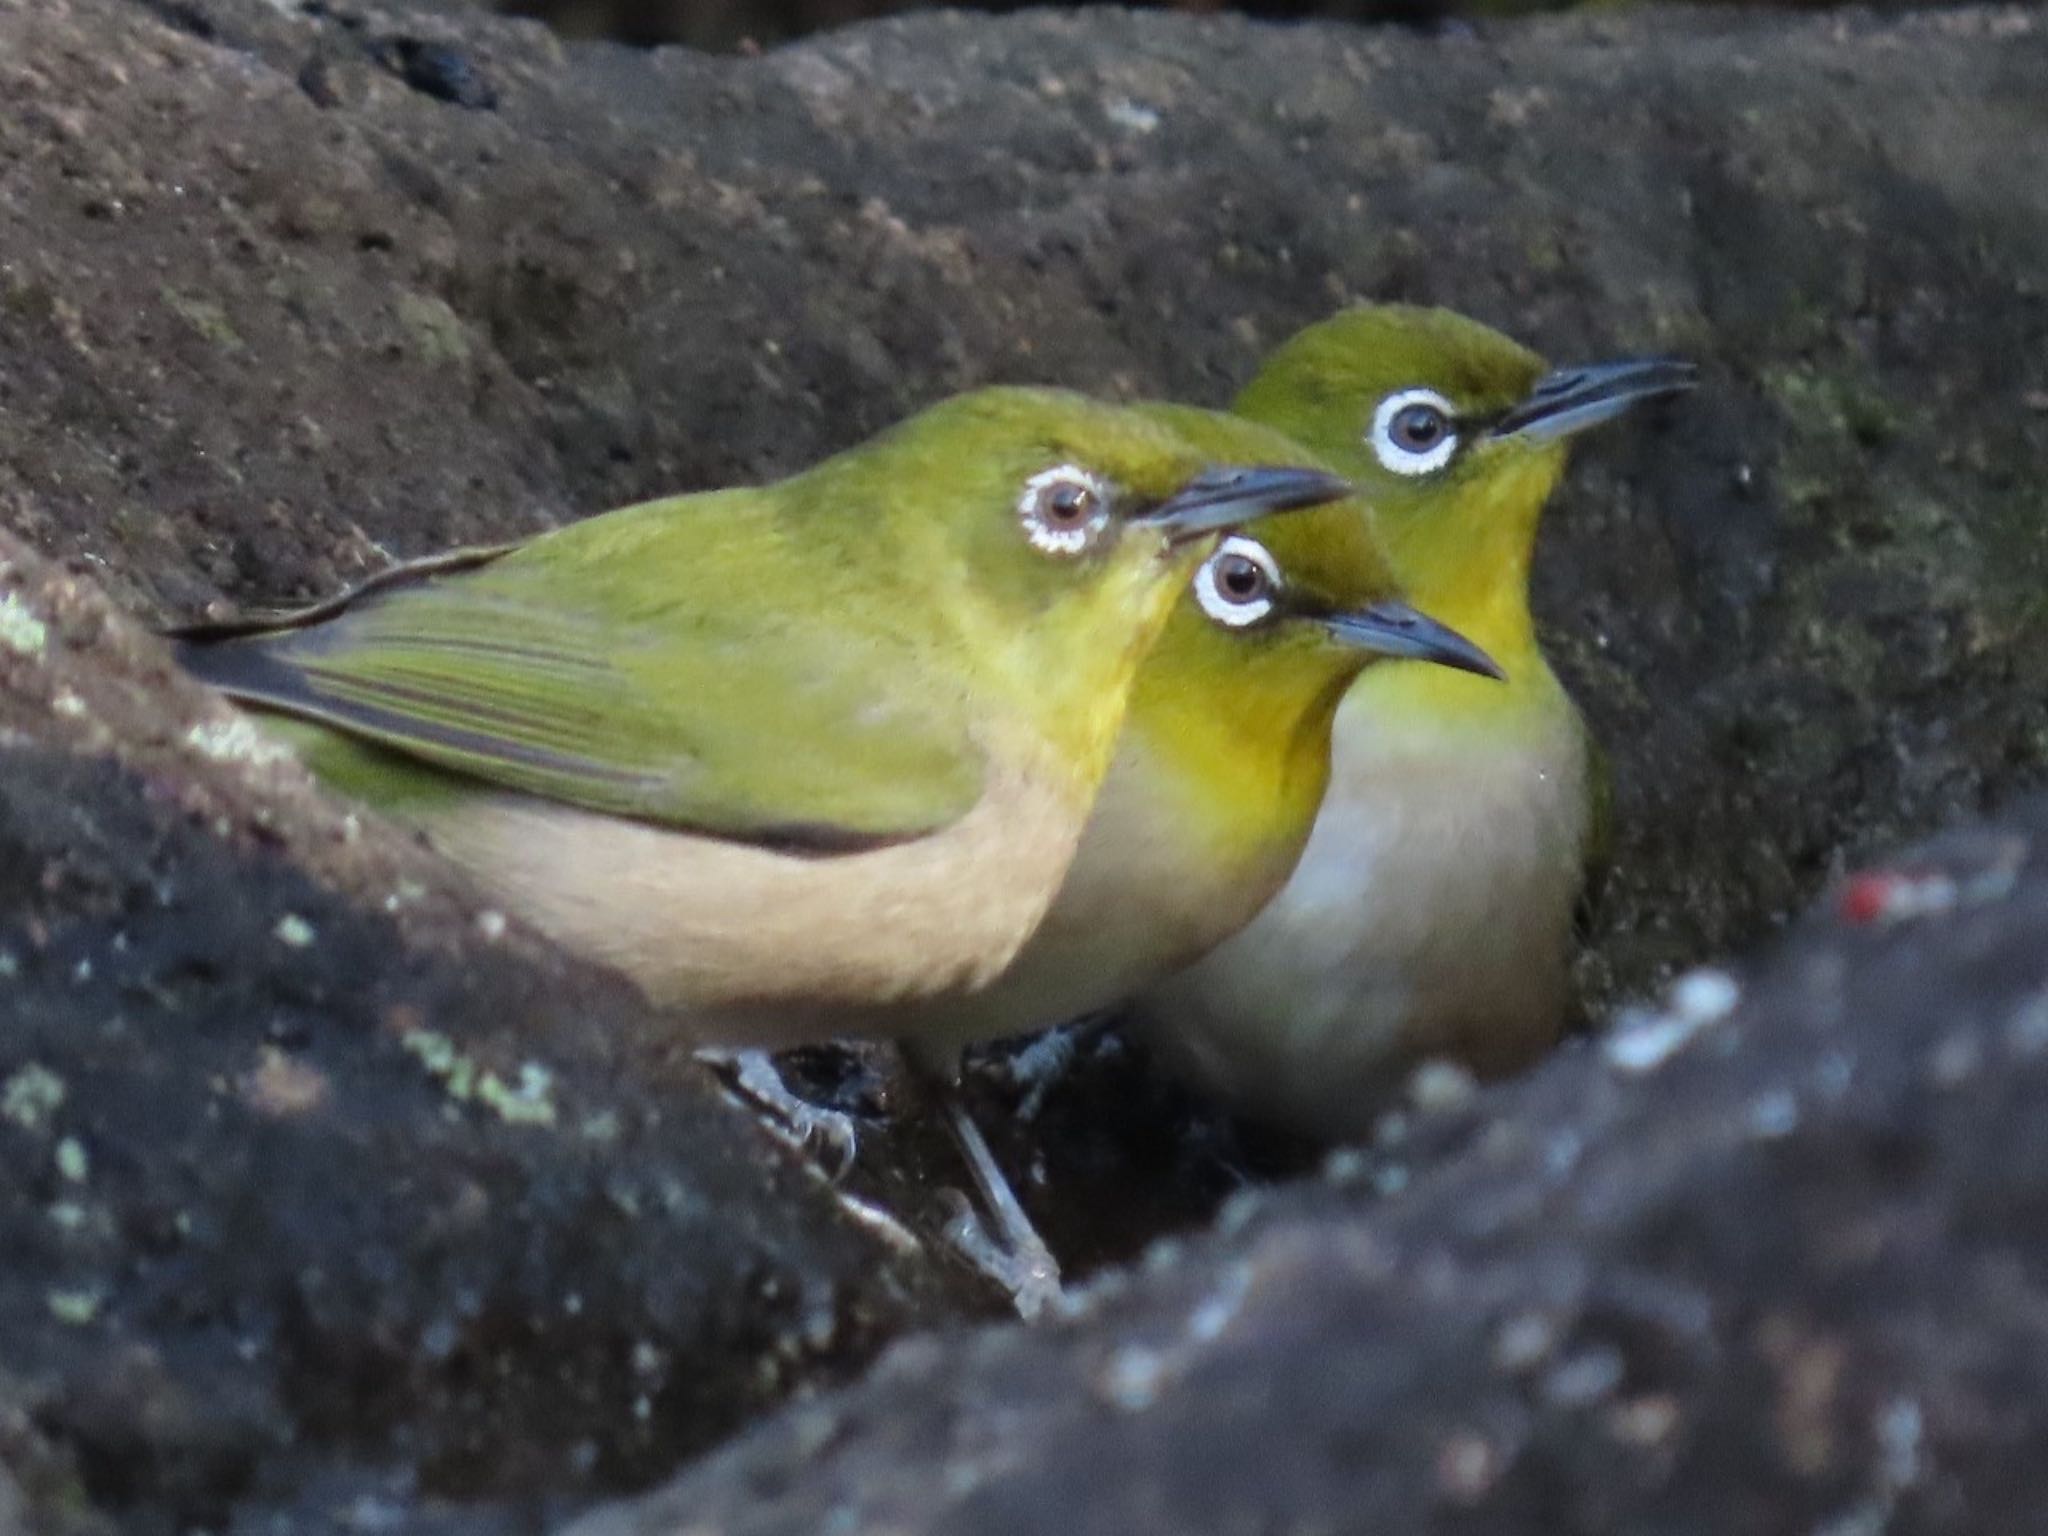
[1131,405,1500,791]
[1233,305,1693,639]
[831,386,1351,649]
[800,387,1357,757]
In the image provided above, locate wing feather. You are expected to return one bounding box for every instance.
[174,530,985,849]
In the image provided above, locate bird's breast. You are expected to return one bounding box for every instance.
[1136,675,1591,1138]
[956,729,1311,1038]
[1274,688,1591,1059]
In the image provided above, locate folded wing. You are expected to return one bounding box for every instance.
[173,534,984,853]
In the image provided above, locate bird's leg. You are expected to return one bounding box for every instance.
[706,1041,1061,1316]
[695,1047,860,1178]
[927,1081,1063,1321]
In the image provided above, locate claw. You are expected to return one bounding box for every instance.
[937,1097,1063,1319]
[935,1189,1062,1322]
[697,1047,861,1178]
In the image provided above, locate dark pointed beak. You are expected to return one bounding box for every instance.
[1322,599,1504,680]
[1143,464,1355,546]
[1491,357,1697,444]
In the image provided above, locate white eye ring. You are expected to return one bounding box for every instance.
[1018,465,1115,557]
[1368,388,1459,476]
[1192,535,1282,629]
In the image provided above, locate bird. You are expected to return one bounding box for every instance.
[1132,304,1696,1142]
[169,385,1357,1312]
[170,386,1352,1054]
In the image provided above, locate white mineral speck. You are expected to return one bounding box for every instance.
[1493,1312,1559,1372]
[1410,1058,1479,1113]
[1929,1032,1982,1086]
[1603,967,1742,1074]
[55,1136,89,1182]
[184,716,294,766]
[0,593,49,656]
[1670,967,1742,1023]
[1106,98,1162,133]
[2,1065,66,1130]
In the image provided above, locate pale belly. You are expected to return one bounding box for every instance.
[419,755,1093,1058]
[1135,687,1590,1141]
[927,734,1308,1055]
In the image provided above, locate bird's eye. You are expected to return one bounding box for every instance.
[1018,465,1115,557]
[1368,388,1459,476]
[1192,535,1282,628]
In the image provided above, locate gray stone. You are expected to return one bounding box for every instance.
[568,801,2048,1535]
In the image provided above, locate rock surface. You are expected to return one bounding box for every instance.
[569,800,2048,1536]
[0,534,947,1534]
[0,0,2045,1530]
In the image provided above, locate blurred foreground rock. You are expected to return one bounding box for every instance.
[571,800,2048,1535]
[0,0,2045,1529]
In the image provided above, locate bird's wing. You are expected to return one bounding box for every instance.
[171,538,985,852]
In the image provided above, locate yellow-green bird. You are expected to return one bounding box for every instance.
[171,386,1354,1056]
[1135,305,1695,1141]
[981,404,1502,1045]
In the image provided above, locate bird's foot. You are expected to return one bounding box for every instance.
[936,1189,1063,1321]
[697,1047,860,1178]
[937,1095,1064,1320]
